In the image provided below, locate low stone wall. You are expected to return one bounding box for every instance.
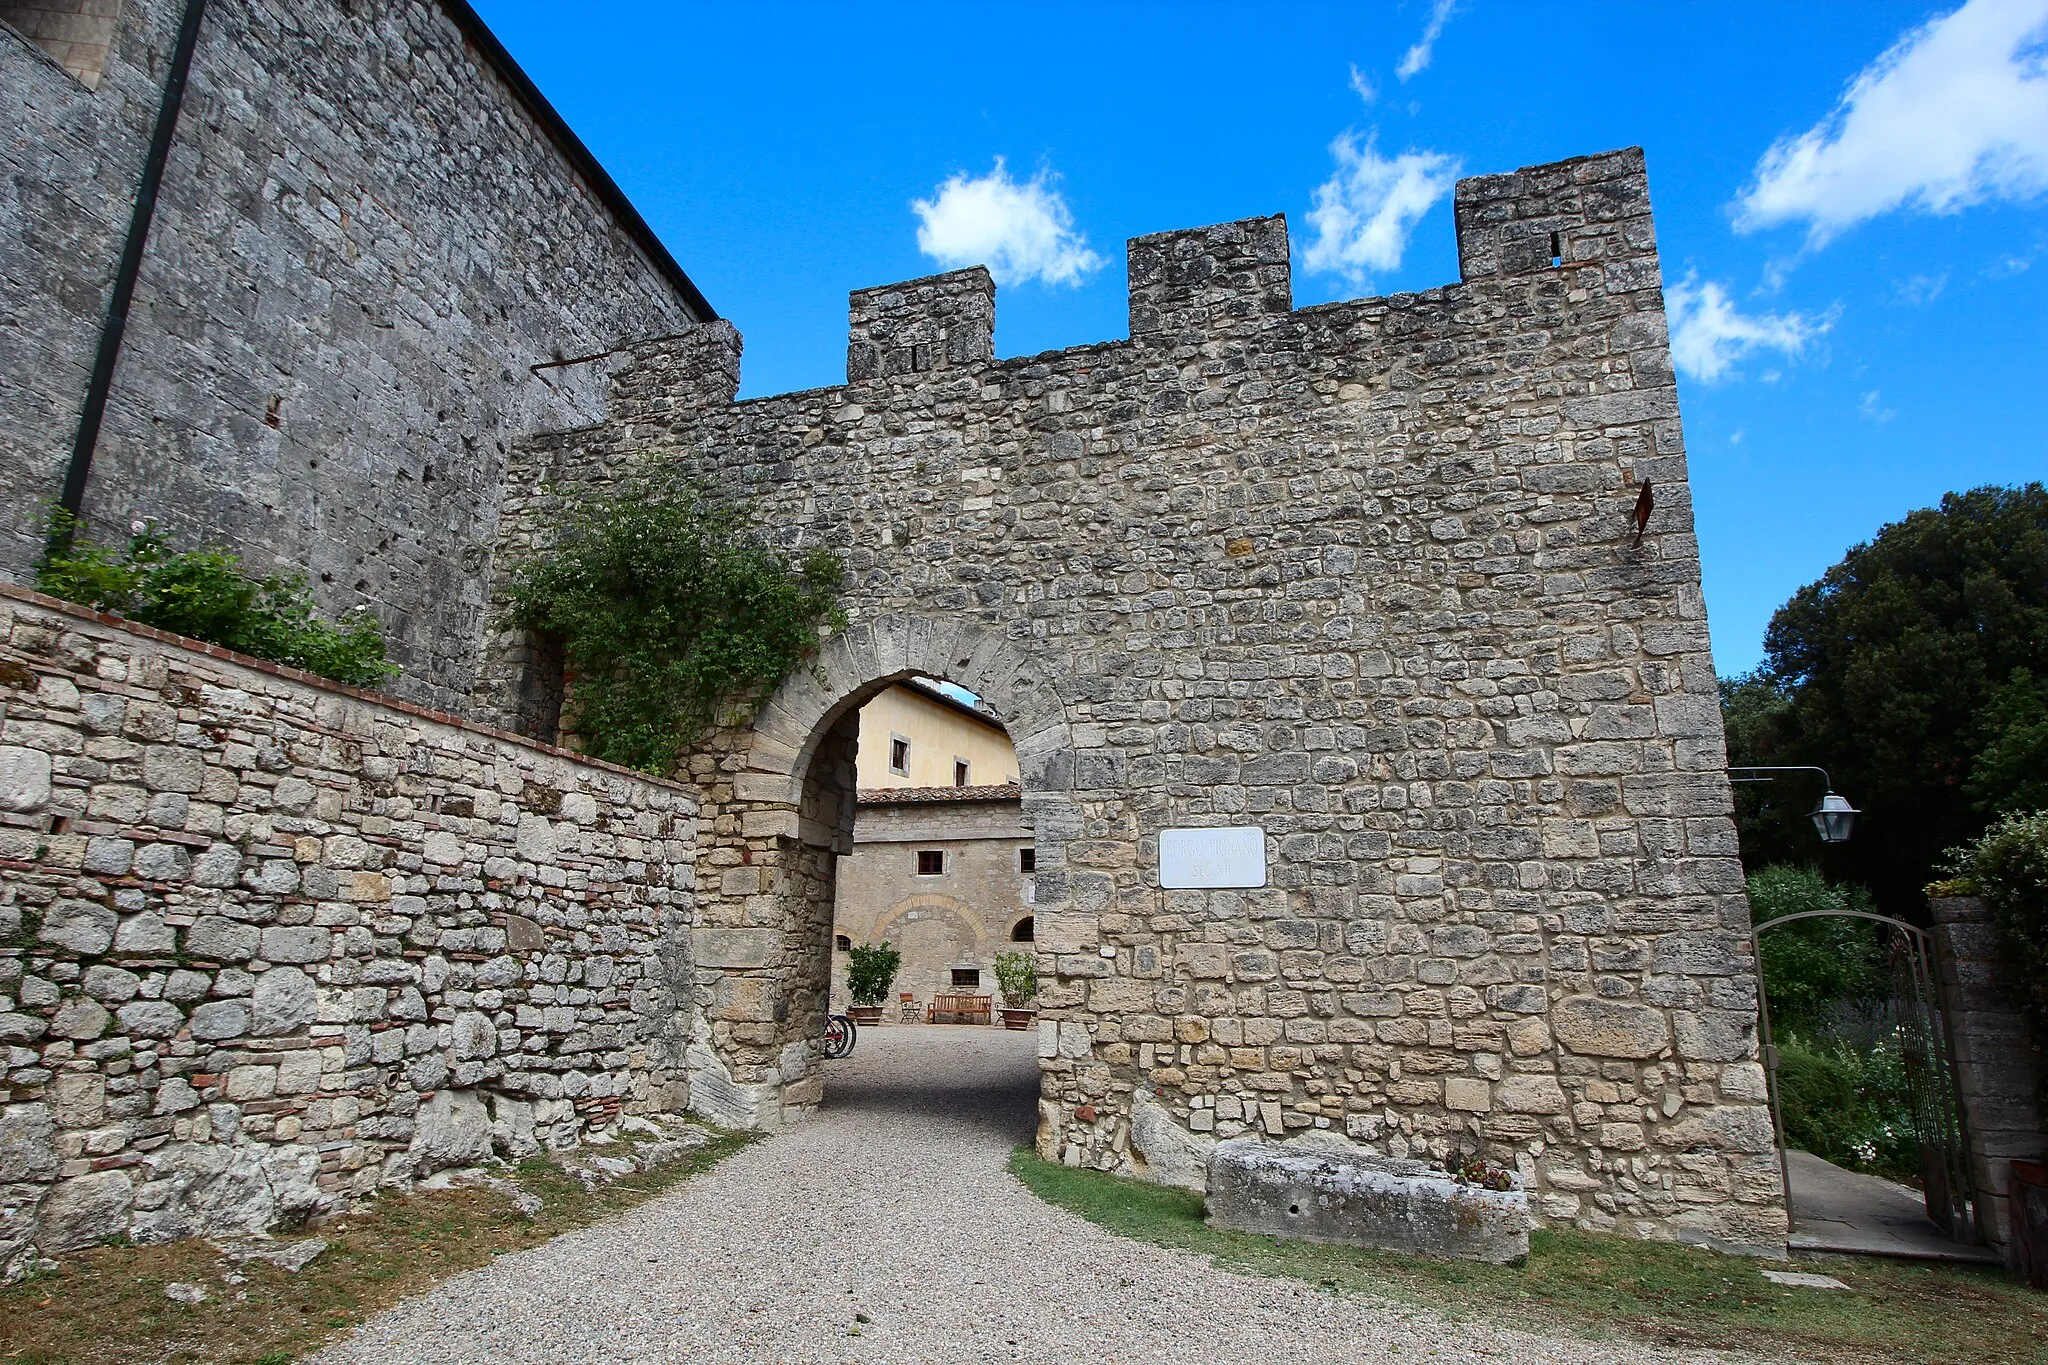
[0,586,696,1273]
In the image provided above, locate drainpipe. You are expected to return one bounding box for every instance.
[54,0,210,545]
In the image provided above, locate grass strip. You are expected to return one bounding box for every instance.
[0,1127,756,1365]
[1010,1147,2048,1364]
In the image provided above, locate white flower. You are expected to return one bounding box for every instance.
[130,519,147,535]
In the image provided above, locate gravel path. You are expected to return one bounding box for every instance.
[316,1026,1750,1365]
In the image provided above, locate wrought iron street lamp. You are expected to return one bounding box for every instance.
[1808,790,1859,844]
[1727,765,1859,844]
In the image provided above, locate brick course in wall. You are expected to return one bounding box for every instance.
[0,584,696,1271]
[485,147,1787,1253]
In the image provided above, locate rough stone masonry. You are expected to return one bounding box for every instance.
[1,0,708,711]
[484,147,1786,1253]
[0,585,695,1271]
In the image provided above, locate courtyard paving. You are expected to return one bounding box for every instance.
[314,1024,1750,1364]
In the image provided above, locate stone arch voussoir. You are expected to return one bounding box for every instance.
[741,613,1075,808]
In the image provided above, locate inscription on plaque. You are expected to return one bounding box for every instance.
[1158,826,1266,889]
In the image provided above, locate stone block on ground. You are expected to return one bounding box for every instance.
[1204,1138,1530,1265]
[409,1089,494,1174]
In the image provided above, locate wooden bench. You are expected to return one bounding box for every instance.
[926,993,992,1025]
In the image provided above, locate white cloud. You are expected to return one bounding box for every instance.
[1302,132,1461,291]
[1349,62,1378,105]
[1665,273,1831,383]
[1736,0,2048,243]
[1397,0,1459,80]
[911,159,1104,287]
[1860,389,1897,423]
[1895,270,1949,304]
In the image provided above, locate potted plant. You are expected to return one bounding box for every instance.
[993,949,1038,1029]
[845,941,901,1026]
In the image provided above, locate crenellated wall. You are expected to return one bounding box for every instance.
[0,585,697,1272]
[483,148,1787,1254]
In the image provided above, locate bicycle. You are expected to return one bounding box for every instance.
[822,1011,857,1059]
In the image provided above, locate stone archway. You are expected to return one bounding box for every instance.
[678,614,1076,1131]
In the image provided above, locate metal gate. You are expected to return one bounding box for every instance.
[1752,910,1981,1243]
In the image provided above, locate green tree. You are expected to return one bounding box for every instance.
[1748,865,1887,1037]
[992,949,1038,1009]
[1730,484,2048,912]
[1967,668,2048,815]
[1719,671,1814,873]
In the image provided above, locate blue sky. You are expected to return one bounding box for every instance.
[473,0,2048,676]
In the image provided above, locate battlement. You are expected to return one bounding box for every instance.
[1128,213,1293,343]
[847,268,996,381]
[1453,146,1655,279]
[619,146,1662,407]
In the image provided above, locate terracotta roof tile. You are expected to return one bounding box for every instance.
[857,782,1021,805]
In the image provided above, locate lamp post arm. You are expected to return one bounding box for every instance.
[1727,765,1834,788]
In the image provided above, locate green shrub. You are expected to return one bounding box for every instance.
[36,514,396,687]
[504,463,845,775]
[1746,866,1919,1180]
[845,941,901,1008]
[993,949,1037,1008]
[1774,1036,1918,1181]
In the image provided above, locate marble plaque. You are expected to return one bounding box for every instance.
[1158,826,1267,889]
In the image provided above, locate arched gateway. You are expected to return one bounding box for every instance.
[480,147,1787,1254]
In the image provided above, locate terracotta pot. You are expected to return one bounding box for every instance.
[1001,1008,1037,1031]
[848,1005,884,1026]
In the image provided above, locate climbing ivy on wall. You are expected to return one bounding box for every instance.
[505,463,845,776]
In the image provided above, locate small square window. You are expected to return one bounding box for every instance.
[951,967,981,989]
[916,849,944,876]
[954,758,971,786]
[1019,847,1036,873]
[835,934,852,951]
[889,736,910,776]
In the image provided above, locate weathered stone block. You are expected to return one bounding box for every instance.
[694,928,779,969]
[252,967,316,1036]
[1445,1077,1493,1112]
[143,746,207,794]
[50,999,110,1040]
[259,927,332,964]
[0,1103,59,1182]
[40,899,117,955]
[409,1089,494,1173]
[1552,995,1671,1059]
[1498,1075,1569,1114]
[114,912,177,954]
[116,1000,185,1038]
[1205,1140,1530,1264]
[0,745,52,813]
[37,1170,134,1252]
[82,836,135,875]
[190,1000,251,1041]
